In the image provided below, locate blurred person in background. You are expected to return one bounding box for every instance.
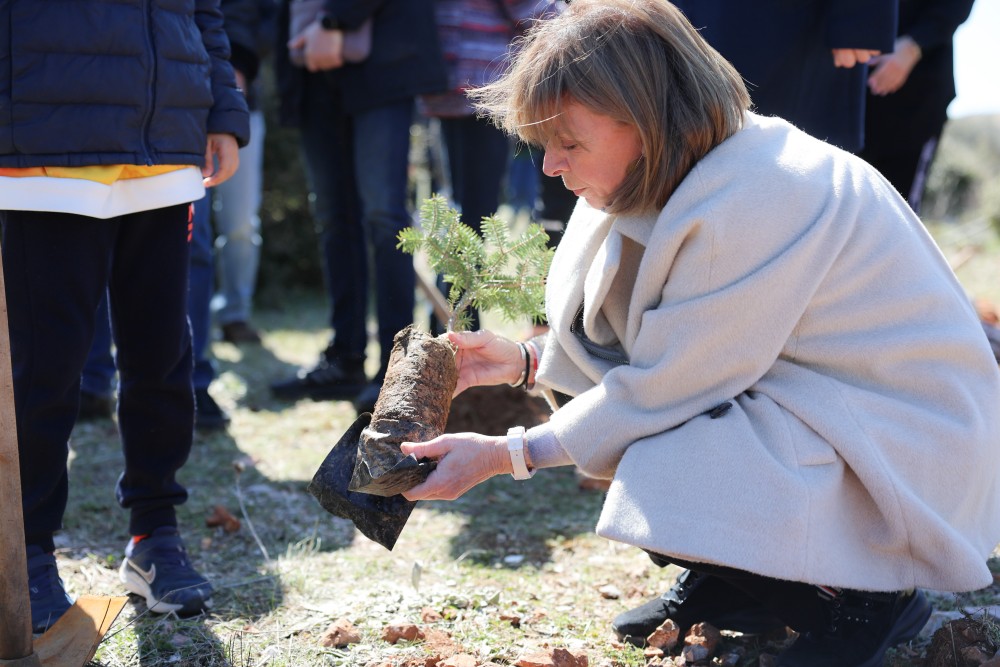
[859,0,975,215]
[418,0,563,333]
[270,0,447,414]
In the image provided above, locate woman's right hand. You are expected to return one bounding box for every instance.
[446,330,526,395]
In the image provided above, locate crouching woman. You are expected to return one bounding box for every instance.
[400,1,1000,665]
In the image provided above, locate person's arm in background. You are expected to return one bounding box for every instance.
[867,0,975,95]
[195,0,251,186]
[827,0,897,68]
[221,0,266,91]
[289,0,384,71]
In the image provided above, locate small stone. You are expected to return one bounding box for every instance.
[644,646,665,659]
[647,618,680,650]
[684,622,722,654]
[421,607,443,623]
[381,621,423,644]
[320,618,361,648]
[440,655,477,667]
[598,584,621,600]
[515,648,588,667]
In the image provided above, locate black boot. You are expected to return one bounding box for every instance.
[612,569,786,646]
[270,346,366,401]
[776,588,931,667]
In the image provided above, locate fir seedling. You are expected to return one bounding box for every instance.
[398,194,554,332]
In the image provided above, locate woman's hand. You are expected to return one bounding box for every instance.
[446,330,526,395]
[401,433,509,501]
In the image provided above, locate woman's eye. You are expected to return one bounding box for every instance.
[562,144,578,151]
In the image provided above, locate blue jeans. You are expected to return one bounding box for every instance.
[213,109,264,325]
[300,73,416,375]
[188,195,215,391]
[439,114,510,233]
[2,205,194,548]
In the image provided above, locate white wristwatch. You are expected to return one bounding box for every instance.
[506,426,535,480]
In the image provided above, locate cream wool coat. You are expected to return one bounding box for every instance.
[535,112,1000,592]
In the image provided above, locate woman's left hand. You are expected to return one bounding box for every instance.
[401,433,509,501]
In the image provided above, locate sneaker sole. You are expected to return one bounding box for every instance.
[119,560,213,616]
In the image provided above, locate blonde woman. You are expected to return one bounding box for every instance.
[399,2,1000,665]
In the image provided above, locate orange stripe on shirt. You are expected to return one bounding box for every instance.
[0,165,188,185]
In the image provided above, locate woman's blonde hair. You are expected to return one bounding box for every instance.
[471,0,750,215]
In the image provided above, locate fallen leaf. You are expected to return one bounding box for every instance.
[205,505,241,533]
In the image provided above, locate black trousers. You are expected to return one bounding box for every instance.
[2,205,195,550]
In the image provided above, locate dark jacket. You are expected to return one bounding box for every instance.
[0,0,251,169]
[276,0,447,123]
[671,0,897,152]
[864,0,975,150]
[222,0,279,109]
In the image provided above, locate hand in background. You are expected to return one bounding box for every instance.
[832,48,881,68]
[401,433,509,501]
[202,133,240,188]
[446,330,526,395]
[867,36,922,96]
[287,21,344,72]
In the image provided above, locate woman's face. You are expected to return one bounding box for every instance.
[541,100,643,211]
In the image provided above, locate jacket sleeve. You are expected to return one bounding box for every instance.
[826,0,897,52]
[905,0,975,52]
[197,0,252,146]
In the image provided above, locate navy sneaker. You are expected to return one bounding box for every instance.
[776,588,931,667]
[118,527,213,617]
[27,545,74,634]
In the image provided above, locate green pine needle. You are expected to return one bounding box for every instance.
[398,194,554,332]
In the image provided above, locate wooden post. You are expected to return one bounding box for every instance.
[0,252,37,660]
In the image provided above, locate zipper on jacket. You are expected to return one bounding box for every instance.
[138,1,157,165]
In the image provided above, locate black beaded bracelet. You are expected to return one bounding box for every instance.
[508,342,529,388]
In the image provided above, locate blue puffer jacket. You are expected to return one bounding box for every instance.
[0,0,250,169]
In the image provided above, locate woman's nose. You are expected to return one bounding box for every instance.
[542,150,565,178]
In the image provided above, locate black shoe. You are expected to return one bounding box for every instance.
[271,350,367,401]
[352,378,383,415]
[612,569,786,646]
[195,388,230,431]
[776,588,931,667]
[78,390,114,421]
[221,320,262,344]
